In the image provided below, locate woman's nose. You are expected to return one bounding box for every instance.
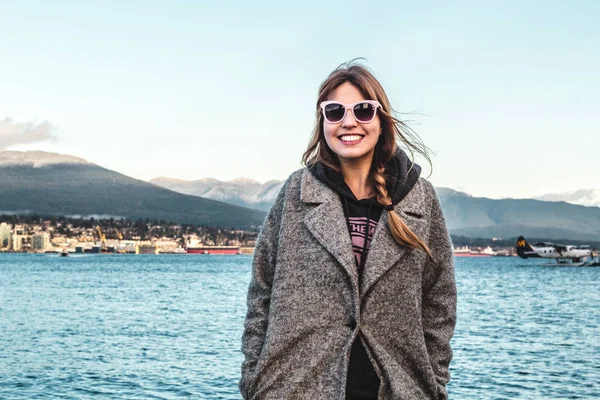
[341,109,358,128]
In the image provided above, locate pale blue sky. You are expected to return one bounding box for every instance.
[1,0,598,199]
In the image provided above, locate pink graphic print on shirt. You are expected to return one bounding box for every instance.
[348,216,378,267]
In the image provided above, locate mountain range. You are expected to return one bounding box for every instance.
[0,151,265,229]
[435,188,600,241]
[151,175,600,211]
[2,150,600,240]
[151,174,600,241]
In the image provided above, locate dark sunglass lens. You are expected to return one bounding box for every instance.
[353,103,376,122]
[324,103,345,122]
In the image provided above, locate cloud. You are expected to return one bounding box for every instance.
[0,117,58,149]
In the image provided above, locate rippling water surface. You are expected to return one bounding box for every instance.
[1,254,598,399]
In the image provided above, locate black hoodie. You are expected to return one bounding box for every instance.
[309,148,421,400]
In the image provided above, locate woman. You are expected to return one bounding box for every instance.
[240,62,456,400]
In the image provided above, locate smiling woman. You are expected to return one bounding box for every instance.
[240,61,456,400]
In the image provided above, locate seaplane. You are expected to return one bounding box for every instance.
[516,236,598,265]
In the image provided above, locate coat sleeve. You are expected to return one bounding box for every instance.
[421,181,457,400]
[239,179,288,399]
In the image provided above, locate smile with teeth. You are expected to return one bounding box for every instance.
[339,134,365,142]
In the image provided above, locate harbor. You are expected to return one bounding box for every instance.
[0,220,257,255]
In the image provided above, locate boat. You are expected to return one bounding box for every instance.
[60,248,69,257]
[185,245,241,255]
[453,246,496,257]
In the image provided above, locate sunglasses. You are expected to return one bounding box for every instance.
[320,100,382,124]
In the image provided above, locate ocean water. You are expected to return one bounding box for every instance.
[1,254,598,399]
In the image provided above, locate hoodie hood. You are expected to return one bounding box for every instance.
[309,148,422,205]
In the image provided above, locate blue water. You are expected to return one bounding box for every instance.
[1,254,598,399]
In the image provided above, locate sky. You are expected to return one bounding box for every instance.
[1,0,598,199]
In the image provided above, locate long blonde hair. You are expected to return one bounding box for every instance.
[302,60,433,259]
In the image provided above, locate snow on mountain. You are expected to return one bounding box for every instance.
[149,176,284,211]
[0,151,91,167]
[229,177,260,185]
[535,189,600,208]
[256,180,284,203]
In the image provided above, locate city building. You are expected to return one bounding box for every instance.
[32,233,51,251]
[12,235,23,251]
[14,224,26,235]
[137,244,158,254]
[0,222,11,248]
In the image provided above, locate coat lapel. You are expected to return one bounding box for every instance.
[301,169,359,291]
[360,181,428,299]
[300,169,429,300]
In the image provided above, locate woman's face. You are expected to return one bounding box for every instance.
[323,82,382,166]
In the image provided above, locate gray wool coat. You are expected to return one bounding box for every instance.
[240,168,456,400]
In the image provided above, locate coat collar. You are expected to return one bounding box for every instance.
[300,168,428,300]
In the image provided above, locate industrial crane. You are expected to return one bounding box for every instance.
[114,228,125,253]
[95,226,107,251]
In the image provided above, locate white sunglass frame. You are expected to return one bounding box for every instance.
[319,100,382,124]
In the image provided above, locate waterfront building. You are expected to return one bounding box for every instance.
[0,223,11,248]
[32,233,51,251]
[12,235,23,251]
[14,224,26,235]
[154,238,182,253]
[137,245,158,254]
